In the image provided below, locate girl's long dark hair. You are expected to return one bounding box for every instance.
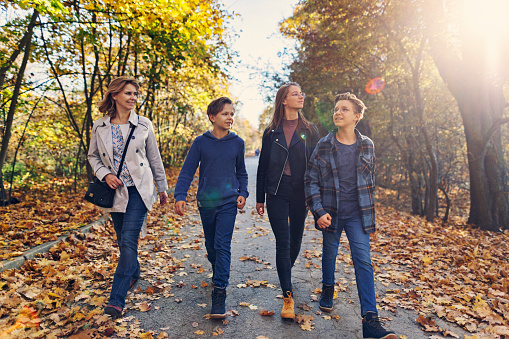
[267,82,311,132]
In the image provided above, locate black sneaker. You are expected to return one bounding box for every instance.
[319,284,334,312]
[210,287,226,319]
[362,312,397,339]
[104,305,122,319]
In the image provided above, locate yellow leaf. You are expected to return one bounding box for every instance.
[422,256,432,265]
[60,251,70,262]
[72,312,85,321]
[89,296,106,307]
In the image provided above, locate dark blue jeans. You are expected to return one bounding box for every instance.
[109,187,147,309]
[322,217,377,316]
[266,175,307,292]
[199,202,238,288]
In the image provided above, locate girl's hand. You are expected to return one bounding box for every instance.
[256,203,264,216]
[317,213,332,229]
[237,196,246,210]
[104,173,123,189]
[175,201,186,216]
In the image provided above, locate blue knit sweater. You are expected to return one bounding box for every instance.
[174,131,249,208]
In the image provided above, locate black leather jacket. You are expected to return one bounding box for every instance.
[256,119,320,203]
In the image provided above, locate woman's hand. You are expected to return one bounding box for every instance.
[317,213,332,229]
[237,196,246,210]
[159,191,168,205]
[175,201,186,216]
[256,203,264,216]
[104,174,124,189]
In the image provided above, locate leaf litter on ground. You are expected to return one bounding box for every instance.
[1,179,509,337]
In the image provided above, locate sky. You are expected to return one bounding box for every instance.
[220,0,300,128]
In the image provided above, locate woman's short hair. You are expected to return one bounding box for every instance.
[98,77,140,117]
[207,97,233,123]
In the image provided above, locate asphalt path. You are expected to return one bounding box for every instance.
[115,156,467,339]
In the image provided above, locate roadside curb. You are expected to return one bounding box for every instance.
[0,216,108,273]
[0,186,179,273]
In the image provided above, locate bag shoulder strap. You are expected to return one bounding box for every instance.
[116,124,136,178]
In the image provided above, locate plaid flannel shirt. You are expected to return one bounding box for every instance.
[305,129,376,233]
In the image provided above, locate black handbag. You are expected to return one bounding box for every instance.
[84,124,136,208]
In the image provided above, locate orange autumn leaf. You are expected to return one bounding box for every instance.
[259,310,275,316]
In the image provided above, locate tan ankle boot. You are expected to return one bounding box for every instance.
[281,291,295,319]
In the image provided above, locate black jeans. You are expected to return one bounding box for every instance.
[266,175,308,293]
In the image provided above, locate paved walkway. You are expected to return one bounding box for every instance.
[115,157,466,338]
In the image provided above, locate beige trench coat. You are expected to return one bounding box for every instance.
[87,111,168,214]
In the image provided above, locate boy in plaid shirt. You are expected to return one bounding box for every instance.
[305,93,396,339]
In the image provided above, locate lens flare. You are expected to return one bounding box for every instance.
[365,77,385,94]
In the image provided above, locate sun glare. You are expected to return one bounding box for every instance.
[462,0,509,34]
[461,0,509,72]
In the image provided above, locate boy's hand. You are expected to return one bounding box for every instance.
[237,196,246,210]
[317,213,332,229]
[256,203,264,216]
[175,201,186,216]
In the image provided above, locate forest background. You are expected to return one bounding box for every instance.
[1,0,509,338]
[1,0,509,242]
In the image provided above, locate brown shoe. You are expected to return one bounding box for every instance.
[281,291,295,319]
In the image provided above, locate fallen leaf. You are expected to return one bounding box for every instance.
[295,314,314,331]
[259,310,275,316]
[139,301,151,312]
[212,328,224,336]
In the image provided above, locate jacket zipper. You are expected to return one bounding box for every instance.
[305,137,308,174]
[274,140,288,195]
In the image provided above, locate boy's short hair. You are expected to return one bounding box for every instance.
[207,97,234,123]
[334,92,366,118]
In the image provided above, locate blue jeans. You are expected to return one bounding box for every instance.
[266,175,307,292]
[322,217,377,316]
[199,202,237,288]
[109,187,147,309]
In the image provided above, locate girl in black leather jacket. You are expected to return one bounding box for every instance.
[256,82,319,319]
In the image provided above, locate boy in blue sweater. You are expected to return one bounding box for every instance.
[174,97,248,318]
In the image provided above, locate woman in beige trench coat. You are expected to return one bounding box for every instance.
[88,77,168,318]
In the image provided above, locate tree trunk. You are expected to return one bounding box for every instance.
[0,10,39,93]
[439,185,450,223]
[424,0,509,230]
[409,168,423,216]
[453,82,507,231]
[0,19,34,175]
[8,94,43,199]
